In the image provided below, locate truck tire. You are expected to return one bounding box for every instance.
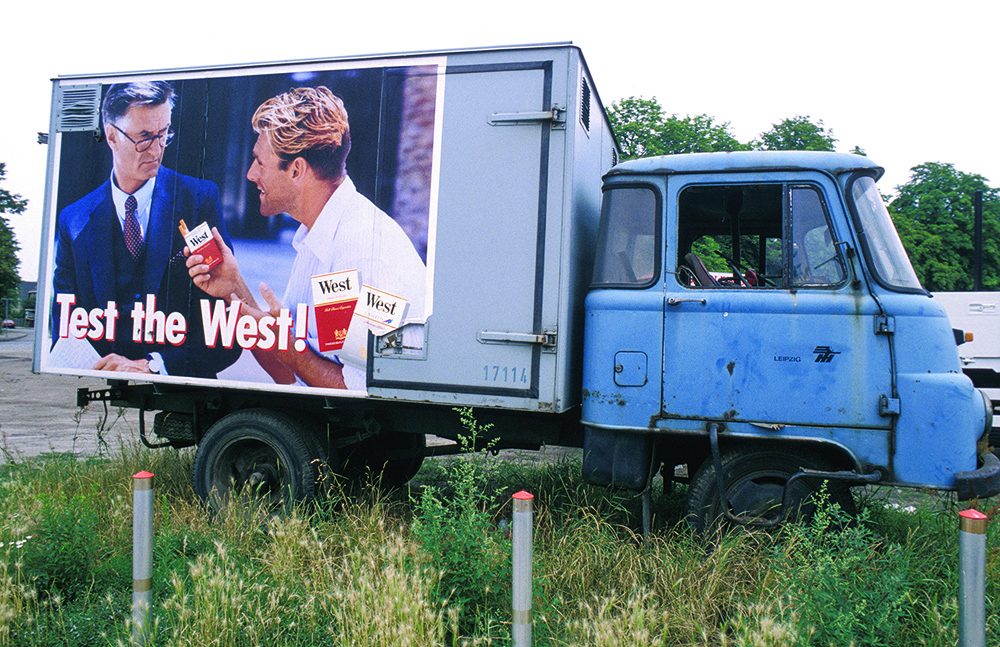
[193,409,324,509]
[686,447,854,535]
[341,431,426,489]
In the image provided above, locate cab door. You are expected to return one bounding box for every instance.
[660,174,894,431]
[582,182,665,432]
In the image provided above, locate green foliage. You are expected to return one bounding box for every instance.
[659,114,747,156]
[604,95,1000,293]
[411,408,511,637]
[22,492,100,600]
[607,97,666,160]
[753,115,838,152]
[607,100,848,164]
[889,162,1000,290]
[1,438,999,645]
[608,97,745,161]
[776,493,909,645]
[0,162,25,303]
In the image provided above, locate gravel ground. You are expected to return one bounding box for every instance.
[0,329,141,459]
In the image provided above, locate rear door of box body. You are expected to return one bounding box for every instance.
[369,55,564,408]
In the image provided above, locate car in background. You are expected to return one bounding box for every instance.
[1,319,14,329]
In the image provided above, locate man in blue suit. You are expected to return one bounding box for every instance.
[52,81,241,378]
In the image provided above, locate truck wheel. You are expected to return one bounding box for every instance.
[193,409,323,510]
[341,432,426,489]
[686,447,853,535]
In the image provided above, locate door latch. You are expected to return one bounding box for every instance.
[489,104,566,129]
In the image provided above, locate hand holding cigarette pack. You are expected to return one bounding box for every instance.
[179,219,222,270]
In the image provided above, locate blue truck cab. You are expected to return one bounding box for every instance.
[581,151,1000,527]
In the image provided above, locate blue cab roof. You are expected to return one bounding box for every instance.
[606,151,884,181]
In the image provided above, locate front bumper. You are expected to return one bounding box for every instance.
[955,451,1000,501]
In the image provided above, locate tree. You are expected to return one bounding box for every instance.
[889,162,1000,291]
[607,97,666,160]
[608,97,745,161]
[754,115,837,151]
[658,113,746,156]
[0,162,26,304]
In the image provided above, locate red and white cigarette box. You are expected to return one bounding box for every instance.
[311,269,360,352]
[182,221,223,270]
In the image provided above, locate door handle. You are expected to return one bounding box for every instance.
[667,297,707,306]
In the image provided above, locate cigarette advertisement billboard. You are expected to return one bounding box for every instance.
[38,58,444,397]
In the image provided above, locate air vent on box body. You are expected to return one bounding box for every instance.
[580,77,591,132]
[55,84,102,132]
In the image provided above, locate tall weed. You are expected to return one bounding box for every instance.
[775,492,909,645]
[412,408,511,636]
[0,431,997,645]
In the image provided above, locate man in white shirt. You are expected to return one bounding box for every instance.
[187,86,426,390]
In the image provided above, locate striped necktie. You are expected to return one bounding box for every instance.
[124,195,142,259]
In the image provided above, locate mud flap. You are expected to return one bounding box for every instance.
[582,427,653,491]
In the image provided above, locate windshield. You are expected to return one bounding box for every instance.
[850,176,923,292]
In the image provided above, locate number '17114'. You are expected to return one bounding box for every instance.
[484,365,528,383]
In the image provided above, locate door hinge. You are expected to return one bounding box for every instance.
[875,315,895,335]
[879,395,901,417]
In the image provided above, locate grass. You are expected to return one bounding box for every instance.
[0,423,998,646]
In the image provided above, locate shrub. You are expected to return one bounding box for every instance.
[411,408,511,637]
[775,492,909,645]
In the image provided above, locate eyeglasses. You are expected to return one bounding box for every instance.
[112,124,175,152]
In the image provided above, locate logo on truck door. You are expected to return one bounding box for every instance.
[813,346,841,363]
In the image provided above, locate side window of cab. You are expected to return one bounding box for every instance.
[790,185,846,286]
[676,182,844,289]
[592,186,660,287]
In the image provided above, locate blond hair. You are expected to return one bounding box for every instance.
[252,86,351,180]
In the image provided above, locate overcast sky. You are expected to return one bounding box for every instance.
[2,0,996,280]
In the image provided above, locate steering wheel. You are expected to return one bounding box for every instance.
[717,253,752,287]
[718,252,778,287]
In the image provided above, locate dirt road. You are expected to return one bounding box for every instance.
[0,330,140,459]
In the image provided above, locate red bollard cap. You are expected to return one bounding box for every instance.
[132,471,155,491]
[512,490,534,500]
[960,508,988,535]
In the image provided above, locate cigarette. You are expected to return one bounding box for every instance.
[178,219,189,236]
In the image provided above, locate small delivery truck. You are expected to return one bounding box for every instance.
[935,292,1000,421]
[34,43,999,530]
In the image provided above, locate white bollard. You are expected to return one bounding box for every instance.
[512,491,533,647]
[132,471,154,645]
[959,508,987,647]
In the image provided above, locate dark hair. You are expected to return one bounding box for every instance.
[101,81,176,127]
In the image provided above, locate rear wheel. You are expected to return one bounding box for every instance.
[193,409,324,510]
[686,447,854,535]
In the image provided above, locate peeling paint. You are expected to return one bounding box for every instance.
[582,388,627,406]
